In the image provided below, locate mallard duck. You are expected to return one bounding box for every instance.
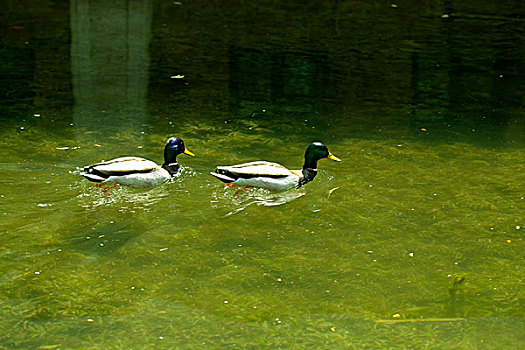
[81,137,195,189]
[210,142,341,191]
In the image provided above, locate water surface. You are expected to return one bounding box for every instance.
[1,1,523,349]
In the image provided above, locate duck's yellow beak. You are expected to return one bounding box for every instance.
[327,152,341,162]
[184,149,195,157]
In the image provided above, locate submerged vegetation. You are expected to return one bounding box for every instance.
[1,129,522,348]
[1,0,523,348]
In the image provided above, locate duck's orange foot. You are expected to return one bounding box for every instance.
[235,186,252,195]
[224,183,234,188]
[101,184,118,195]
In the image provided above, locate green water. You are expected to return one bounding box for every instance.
[1,1,524,349]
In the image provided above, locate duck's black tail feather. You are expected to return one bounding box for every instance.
[209,169,238,183]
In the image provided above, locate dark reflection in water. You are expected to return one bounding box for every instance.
[70,0,152,143]
[0,0,523,145]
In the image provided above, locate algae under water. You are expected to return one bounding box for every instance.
[1,0,523,348]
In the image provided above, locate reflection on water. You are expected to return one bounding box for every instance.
[70,0,152,143]
[214,187,307,217]
[73,165,198,211]
[77,184,170,211]
[208,171,337,216]
[0,0,524,349]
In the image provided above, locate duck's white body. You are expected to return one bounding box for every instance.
[211,142,340,191]
[82,156,171,189]
[81,137,194,189]
[211,161,304,191]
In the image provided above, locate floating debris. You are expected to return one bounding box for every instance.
[328,187,340,199]
[37,345,61,350]
[375,317,464,324]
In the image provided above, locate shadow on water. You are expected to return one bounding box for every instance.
[67,218,148,255]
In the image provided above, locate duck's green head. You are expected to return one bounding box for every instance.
[304,142,341,168]
[164,137,195,164]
